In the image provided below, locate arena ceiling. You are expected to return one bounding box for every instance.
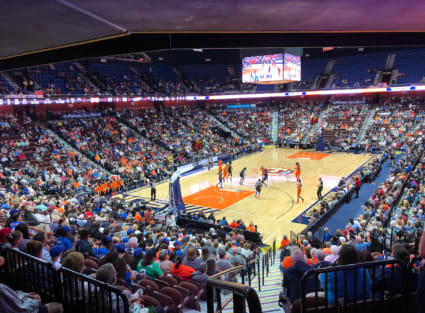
[1,0,425,70]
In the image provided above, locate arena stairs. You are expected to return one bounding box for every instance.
[222,254,283,313]
[183,253,283,313]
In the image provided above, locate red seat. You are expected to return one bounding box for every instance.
[180,281,203,311]
[160,286,190,313]
[138,279,159,296]
[159,275,178,287]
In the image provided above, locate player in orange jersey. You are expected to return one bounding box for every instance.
[295,162,301,181]
[296,179,304,204]
[223,164,229,182]
[218,159,223,173]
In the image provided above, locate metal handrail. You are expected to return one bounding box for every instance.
[207,279,262,313]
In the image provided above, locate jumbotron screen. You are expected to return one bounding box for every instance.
[242,54,283,84]
[242,53,301,84]
[283,53,301,82]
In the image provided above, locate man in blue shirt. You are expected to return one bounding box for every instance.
[95,235,113,258]
[355,232,371,251]
[219,217,228,226]
[55,226,73,251]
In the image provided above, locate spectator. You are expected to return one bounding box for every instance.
[49,245,63,270]
[137,249,162,280]
[192,261,209,288]
[75,229,96,258]
[62,252,85,273]
[282,248,315,303]
[171,255,195,281]
[216,249,232,272]
[158,249,173,274]
[24,240,43,259]
[183,247,202,271]
[320,244,372,305]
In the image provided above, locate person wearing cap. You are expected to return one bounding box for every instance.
[49,245,64,270]
[54,226,73,251]
[133,248,144,262]
[95,235,113,258]
[173,240,183,257]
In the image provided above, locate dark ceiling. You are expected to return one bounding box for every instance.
[1,0,425,70]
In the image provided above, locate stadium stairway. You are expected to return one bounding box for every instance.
[208,114,239,138]
[355,107,376,145]
[221,254,284,313]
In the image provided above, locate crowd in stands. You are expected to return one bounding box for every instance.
[0,183,261,312]
[360,96,425,152]
[318,101,370,149]
[278,101,322,145]
[48,112,173,189]
[119,107,237,165]
[211,107,273,145]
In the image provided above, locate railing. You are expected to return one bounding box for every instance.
[206,246,275,313]
[1,248,130,313]
[206,279,262,313]
[300,259,413,313]
[60,267,129,313]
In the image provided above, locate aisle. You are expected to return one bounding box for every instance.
[222,255,284,313]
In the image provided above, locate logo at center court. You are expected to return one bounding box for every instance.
[251,168,293,176]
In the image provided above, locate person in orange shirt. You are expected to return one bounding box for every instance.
[246,222,256,232]
[223,164,228,182]
[218,159,223,172]
[295,162,301,181]
[280,235,289,249]
[322,242,332,255]
[281,255,293,270]
[296,179,304,204]
[229,220,239,229]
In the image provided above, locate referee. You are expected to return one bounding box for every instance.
[150,179,157,201]
[317,177,323,200]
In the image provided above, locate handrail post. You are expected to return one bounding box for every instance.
[262,256,265,285]
[257,259,261,291]
[216,287,222,310]
[267,252,270,276]
[234,294,246,313]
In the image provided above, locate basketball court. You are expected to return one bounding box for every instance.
[114,148,373,244]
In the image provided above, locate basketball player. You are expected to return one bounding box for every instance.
[262,167,268,188]
[255,179,264,199]
[218,159,223,173]
[216,170,223,189]
[208,154,213,170]
[228,162,233,181]
[317,177,323,200]
[296,179,304,204]
[240,167,247,185]
[223,164,229,183]
[295,162,301,181]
